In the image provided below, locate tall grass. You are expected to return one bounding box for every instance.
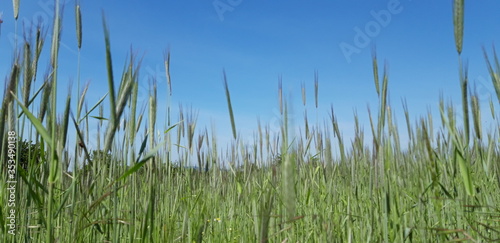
[0,1,499,242]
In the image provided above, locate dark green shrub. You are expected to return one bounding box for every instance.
[16,139,43,170]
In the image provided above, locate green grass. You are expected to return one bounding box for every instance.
[1,1,500,242]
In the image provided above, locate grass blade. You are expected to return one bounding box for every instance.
[11,91,53,147]
[78,92,108,123]
[455,148,474,196]
[117,141,166,182]
[223,70,237,139]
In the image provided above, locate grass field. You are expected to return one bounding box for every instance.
[1,0,500,242]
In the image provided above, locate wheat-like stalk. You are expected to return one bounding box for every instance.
[304,110,309,139]
[148,78,157,167]
[314,70,319,108]
[278,76,283,114]
[47,1,62,241]
[470,92,481,140]
[3,64,20,110]
[372,49,380,96]
[32,23,45,82]
[483,47,500,104]
[402,99,413,142]
[0,64,19,162]
[283,115,297,224]
[75,2,82,49]
[164,49,172,96]
[128,80,138,143]
[330,107,345,162]
[115,75,134,122]
[453,0,464,55]
[301,82,306,106]
[60,87,71,148]
[22,42,33,106]
[12,0,19,20]
[186,107,198,153]
[50,7,61,69]
[177,104,184,153]
[102,14,116,125]
[38,75,52,122]
[223,70,237,139]
[459,60,470,142]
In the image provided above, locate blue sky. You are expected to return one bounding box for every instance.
[1,0,499,155]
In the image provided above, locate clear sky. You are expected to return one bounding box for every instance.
[1,0,499,155]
